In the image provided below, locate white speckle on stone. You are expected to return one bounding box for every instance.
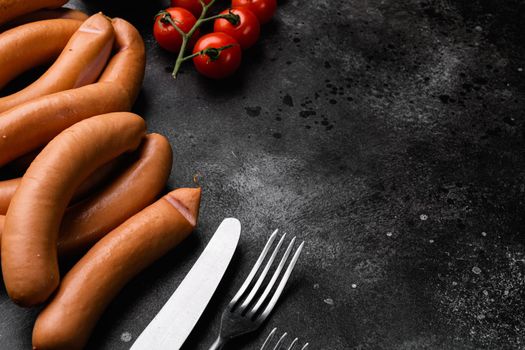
[481,231,487,237]
[518,67,523,72]
[120,332,132,342]
[324,298,334,305]
[351,284,357,289]
[386,231,392,237]
[472,266,482,275]
[475,26,483,32]
[313,283,319,289]
[420,214,428,221]
[429,239,434,243]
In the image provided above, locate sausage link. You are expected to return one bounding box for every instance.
[0,178,17,214]
[0,0,66,25]
[0,19,82,90]
[1,8,88,30]
[32,188,201,350]
[0,13,114,114]
[58,133,173,257]
[0,214,4,240]
[0,134,172,255]
[98,17,146,109]
[1,112,146,307]
[0,18,145,167]
[0,153,129,215]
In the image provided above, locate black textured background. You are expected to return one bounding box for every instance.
[2,0,525,349]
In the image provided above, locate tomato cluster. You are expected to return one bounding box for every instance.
[153,0,277,79]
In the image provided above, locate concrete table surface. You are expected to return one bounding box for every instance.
[1,0,525,349]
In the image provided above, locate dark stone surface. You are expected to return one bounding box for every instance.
[2,0,525,349]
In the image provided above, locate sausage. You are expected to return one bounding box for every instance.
[0,153,129,215]
[58,133,173,257]
[32,187,201,350]
[0,178,17,215]
[0,13,115,114]
[97,18,147,108]
[0,18,145,167]
[0,213,4,236]
[0,19,83,90]
[1,112,146,307]
[0,0,67,25]
[0,134,172,256]
[1,8,88,30]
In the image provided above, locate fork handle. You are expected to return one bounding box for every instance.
[209,335,227,350]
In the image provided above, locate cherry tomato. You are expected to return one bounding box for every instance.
[192,33,242,79]
[231,0,276,24]
[153,7,199,53]
[213,8,260,49]
[170,0,212,18]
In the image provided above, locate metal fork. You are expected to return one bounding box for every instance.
[260,328,310,350]
[208,230,304,350]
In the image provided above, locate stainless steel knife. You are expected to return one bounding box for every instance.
[130,218,241,350]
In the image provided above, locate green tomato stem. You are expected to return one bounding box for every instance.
[181,44,235,62]
[171,0,218,78]
[172,35,188,78]
[200,12,240,24]
[160,12,186,38]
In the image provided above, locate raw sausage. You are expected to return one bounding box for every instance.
[97,18,147,108]
[58,133,173,257]
[0,0,66,25]
[0,13,114,113]
[0,18,145,167]
[0,214,4,239]
[0,134,171,254]
[0,178,17,215]
[0,154,128,215]
[1,8,88,30]
[0,19,82,90]
[1,112,146,307]
[32,187,201,350]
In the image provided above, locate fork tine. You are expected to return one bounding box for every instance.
[300,343,309,350]
[248,237,296,318]
[272,332,287,350]
[256,242,304,323]
[238,233,287,312]
[260,328,277,350]
[230,229,279,308]
[287,338,299,350]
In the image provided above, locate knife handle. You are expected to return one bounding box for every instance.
[209,336,227,350]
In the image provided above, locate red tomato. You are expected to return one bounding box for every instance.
[192,33,242,79]
[231,0,276,24]
[153,7,199,53]
[213,8,260,49]
[170,0,212,18]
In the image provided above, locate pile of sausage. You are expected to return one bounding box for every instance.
[0,1,201,349]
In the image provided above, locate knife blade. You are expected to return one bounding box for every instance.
[130,217,241,350]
